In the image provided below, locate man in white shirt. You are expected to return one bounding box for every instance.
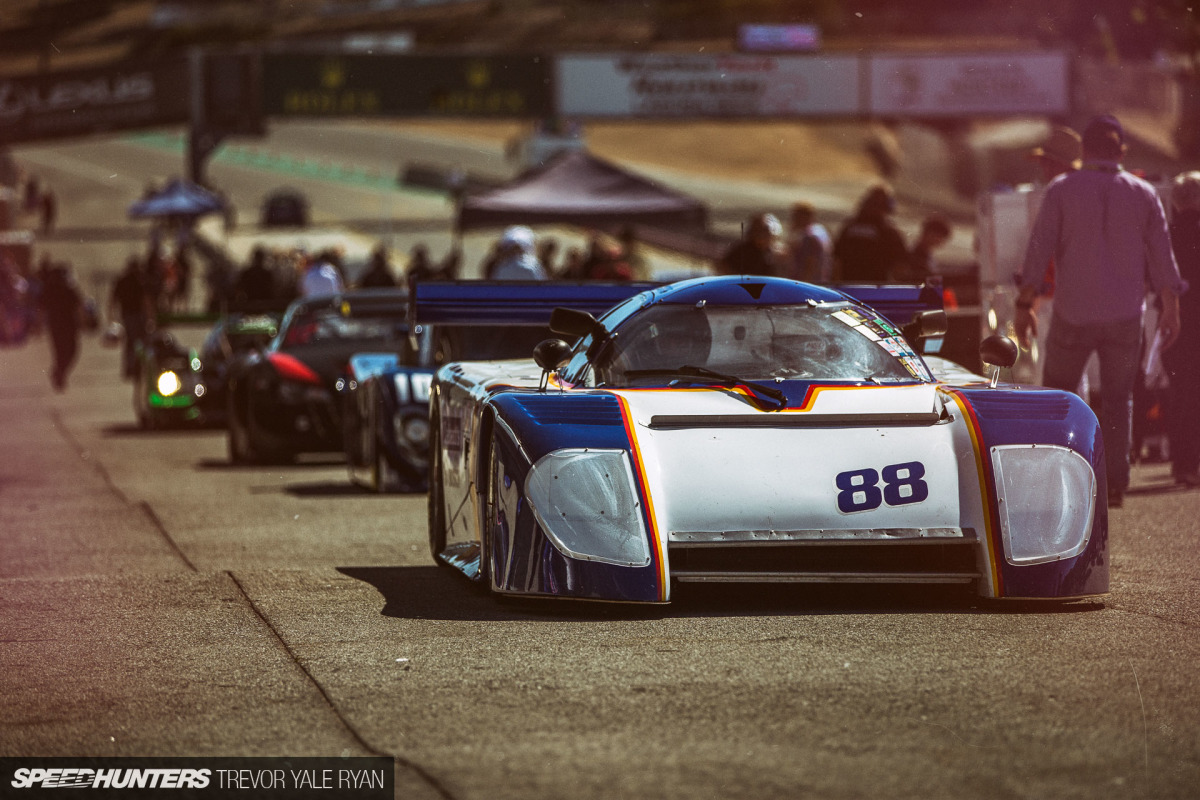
[300,249,345,298]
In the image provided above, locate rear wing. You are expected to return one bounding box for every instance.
[834,280,944,328]
[409,279,941,330]
[336,288,409,319]
[411,281,656,326]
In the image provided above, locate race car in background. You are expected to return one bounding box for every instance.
[194,313,280,426]
[343,281,656,493]
[427,276,1107,605]
[225,288,410,464]
[132,331,205,429]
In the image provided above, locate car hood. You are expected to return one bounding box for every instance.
[610,383,974,539]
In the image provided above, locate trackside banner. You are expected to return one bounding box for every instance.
[1,758,392,799]
[0,58,191,145]
[557,53,863,117]
[556,51,1070,118]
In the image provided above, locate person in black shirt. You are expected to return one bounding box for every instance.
[717,213,784,277]
[109,256,149,379]
[833,184,908,283]
[233,246,276,310]
[358,245,397,288]
[40,263,82,391]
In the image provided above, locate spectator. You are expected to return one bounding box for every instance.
[1014,114,1186,507]
[40,263,82,391]
[23,174,39,212]
[491,226,548,280]
[299,249,345,298]
[234,246,275,310]
[717,213,784,277]
[359,245,397,288]
[39,188,57,235]
[406,244,440,284]
[109,256,150,380]
[582,234,632,281]
[558,246,585,280]
[832,184,908,282]
[537,237,560,277]
[785,201,832,284]
[1165,171,1200,486]
[173,249,192,312]
[618,225,651,281]
[896,215,952,284]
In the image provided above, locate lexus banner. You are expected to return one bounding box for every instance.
[0,58,191,145]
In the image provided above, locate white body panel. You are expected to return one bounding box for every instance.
[435,360,1000,598]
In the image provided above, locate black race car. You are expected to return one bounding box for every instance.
[343,281,651,493]
[196,313,281,426]
[225,289,411,464]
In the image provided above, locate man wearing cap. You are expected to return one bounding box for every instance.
[491,226,548,281]
[1014,114,1186,508]
[718,213,785,277]
[299,248,346,298]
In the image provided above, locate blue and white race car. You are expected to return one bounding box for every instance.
[427,276,1107,604]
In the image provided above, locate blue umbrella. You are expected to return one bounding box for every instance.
[128,178,225,219]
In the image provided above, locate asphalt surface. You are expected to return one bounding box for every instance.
[2,124,1199,799]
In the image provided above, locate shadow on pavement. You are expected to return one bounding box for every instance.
[285,481,387,497]
[102,422,221,437]
[194,455,345,470]
[1126,480,1195,499]
[338,566,1103,622]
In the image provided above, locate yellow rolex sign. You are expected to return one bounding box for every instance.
[264,54,552,118]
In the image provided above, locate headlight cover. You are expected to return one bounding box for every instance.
[524,448,651,567]
[990,444,1096,565]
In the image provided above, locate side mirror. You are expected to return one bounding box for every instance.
[904,309,948,340]
[979,334,1018,388]
[549,307,599,339]
[533,338,573,390]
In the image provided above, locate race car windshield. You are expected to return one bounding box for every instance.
[597,303,927,385]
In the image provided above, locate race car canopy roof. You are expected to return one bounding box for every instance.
[456,151,708,232]
[650,276,943,329]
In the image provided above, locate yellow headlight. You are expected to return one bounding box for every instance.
[157,371,182,396]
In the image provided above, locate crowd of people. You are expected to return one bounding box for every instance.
[713,188,952,286]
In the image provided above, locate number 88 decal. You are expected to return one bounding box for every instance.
[835,461,929,513]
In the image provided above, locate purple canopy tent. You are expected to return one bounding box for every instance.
[456,151,708,233]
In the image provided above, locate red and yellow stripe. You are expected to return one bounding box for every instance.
[942,388,1004,597]
[613,393,670,602]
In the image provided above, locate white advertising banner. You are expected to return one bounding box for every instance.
[868,52,1070,116]
[557,54,863,117]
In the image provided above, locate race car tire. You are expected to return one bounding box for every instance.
[428,414,447,563]
[478,433,498,593]
[374,440,402,494]
[228,396,293,465]
[227,403,251,464]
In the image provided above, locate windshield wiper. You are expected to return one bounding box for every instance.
[623,365,788,410]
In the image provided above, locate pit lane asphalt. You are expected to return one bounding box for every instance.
[5,325,1200,800]
[3,125,1200,799]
